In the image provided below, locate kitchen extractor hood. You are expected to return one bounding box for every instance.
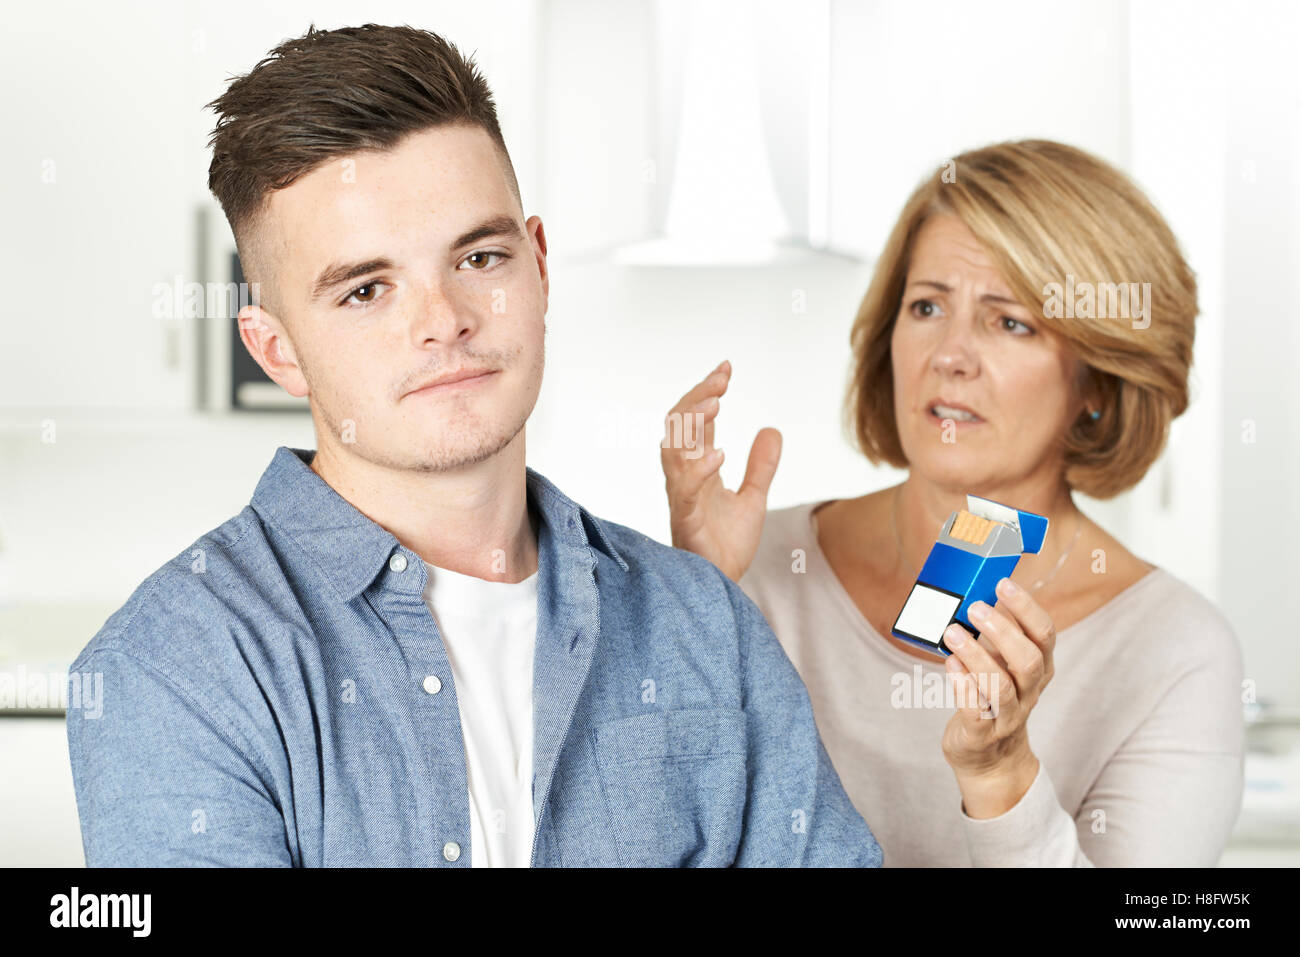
[612,0,857,267]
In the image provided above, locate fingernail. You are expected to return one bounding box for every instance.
[969,601,989,622]
[946,625,966,648]
[997,578,1020,597]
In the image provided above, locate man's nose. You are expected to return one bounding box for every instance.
[411,280,479,346]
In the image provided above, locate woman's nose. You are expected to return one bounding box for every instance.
[929,315,980,378]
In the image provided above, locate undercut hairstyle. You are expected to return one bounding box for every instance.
[845,139,1198,499]
[205,22,520,309]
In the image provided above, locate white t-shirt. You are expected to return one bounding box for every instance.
[421,561,538,867]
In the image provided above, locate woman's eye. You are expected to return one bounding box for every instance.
[910,299,939,318]
[999,316,1034,335]
[459,251,507,271]
[341,282,387,307]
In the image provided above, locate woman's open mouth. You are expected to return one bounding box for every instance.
[927,403,984,425]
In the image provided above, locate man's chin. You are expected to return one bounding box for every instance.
[390,421,526,474]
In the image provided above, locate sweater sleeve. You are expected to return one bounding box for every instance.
[960,759,1094,866]
[960,617,1246,867]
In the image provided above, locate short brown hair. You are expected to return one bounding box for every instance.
[845,139,1198,499]
[206,23,518,273]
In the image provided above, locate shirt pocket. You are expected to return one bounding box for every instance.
[592,708,747,867]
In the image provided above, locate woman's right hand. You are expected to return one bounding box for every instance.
[659,360,782,582]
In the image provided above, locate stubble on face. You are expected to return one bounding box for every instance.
[303,326,544,474]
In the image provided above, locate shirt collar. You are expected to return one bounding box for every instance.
[250,446,627,602]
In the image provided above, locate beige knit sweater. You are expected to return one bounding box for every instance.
[738,502,1246,866]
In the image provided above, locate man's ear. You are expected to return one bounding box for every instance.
[526,215,549,308]
[237,304,309,398]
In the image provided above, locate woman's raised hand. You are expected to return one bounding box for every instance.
[659,360,782,583]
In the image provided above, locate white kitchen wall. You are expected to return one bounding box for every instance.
[2,0,1297,866]
[2,0,1296,690]
[2,0,1296,687]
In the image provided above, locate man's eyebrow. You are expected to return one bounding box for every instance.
[906,279,1020,306]
[310,258,395,302]
[308,217,524,302]
[451,215,524,251]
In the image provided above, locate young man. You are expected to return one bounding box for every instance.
[65,23,881,867]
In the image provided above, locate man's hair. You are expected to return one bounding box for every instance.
[206,23,519,279]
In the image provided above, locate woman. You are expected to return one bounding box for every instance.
[660,140,1244,866]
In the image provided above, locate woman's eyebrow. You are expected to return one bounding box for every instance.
[907,279,951,294]
[906,279,1021,306]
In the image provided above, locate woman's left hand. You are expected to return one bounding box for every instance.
[940,576,1058,818]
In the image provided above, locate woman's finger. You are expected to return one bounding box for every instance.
[944,622,1017,719]
[967,600,1045,700]
[661,394,721,459]
[990,577,1057,680]
[665,447,724,511]
[667,360,732,421]
[662,363,730,465]
[739,427,782,500]
[992,578,1056,650]
[943,648,996,728]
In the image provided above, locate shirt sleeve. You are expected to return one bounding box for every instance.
[960,633,1245,867]
[725,580,884,867]
[66,645,293,867]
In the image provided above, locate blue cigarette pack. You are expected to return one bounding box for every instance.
[891,495,1049,657]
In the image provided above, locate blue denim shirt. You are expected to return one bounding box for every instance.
[66,446,881,867]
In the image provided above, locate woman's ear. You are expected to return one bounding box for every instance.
[1076,364,1108,420]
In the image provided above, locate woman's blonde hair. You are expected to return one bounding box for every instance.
[845,139,1197,499]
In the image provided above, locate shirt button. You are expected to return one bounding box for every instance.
[443,841,461,862]
[389,553,408,572]
[422,674,442,695]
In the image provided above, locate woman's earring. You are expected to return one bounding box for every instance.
[1089,408,1101,421]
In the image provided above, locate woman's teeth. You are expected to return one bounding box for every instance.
[932,405,981,422]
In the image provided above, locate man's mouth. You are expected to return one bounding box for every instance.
[405,368,499,398]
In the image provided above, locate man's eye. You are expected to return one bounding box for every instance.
[459,251,507,271]
[341,281,387,307]
[910,299,939,318]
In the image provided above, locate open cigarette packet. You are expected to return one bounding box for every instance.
[891,494,1049,657]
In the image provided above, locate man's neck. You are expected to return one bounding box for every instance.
[308,431,538,583]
